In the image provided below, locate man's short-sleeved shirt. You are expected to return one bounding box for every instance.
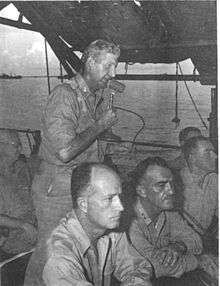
[40,74,99,167]
[128,198,202,278]
[180,166,218,232]
[43,210,152,286]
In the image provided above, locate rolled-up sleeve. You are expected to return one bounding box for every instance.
[43,84,80,153]
[112,233,152,286]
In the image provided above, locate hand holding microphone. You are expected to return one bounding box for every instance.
[108,79,125,109]
[98,79,125,141]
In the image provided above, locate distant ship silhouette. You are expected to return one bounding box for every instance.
[0,73,22,79]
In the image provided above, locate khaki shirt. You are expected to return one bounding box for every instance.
[43,210,152,286]
[180,166,218,232]
[40,73,101,168]
[128,199,202,278]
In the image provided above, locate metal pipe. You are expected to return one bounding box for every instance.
[1,74,212,82]
[44,38,51,95]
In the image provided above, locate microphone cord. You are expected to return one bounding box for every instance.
[115,106,146,152]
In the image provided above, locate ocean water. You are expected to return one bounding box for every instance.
[0,77,212,166]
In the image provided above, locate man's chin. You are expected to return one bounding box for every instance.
[108,221,120,229]
[163,201,174,210]
[99,79,110,89]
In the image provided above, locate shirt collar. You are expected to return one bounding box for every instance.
[135,198,166,229]
[60,210,91,256]
[135,198,152,225]
[75,73,91,98]
[67,73,92,98]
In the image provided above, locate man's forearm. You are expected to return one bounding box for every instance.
[58,120,110,163]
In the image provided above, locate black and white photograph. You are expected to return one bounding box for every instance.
[0,1,218,285]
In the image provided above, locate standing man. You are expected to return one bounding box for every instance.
[126,157,203,285]
[25,39,120,285]
[43,162,152,286]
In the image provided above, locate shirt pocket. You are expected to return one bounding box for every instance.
[104,262,114,275]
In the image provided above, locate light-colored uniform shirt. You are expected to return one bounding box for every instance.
[180,166,218,233]
[43,210,152,286]
[40,73,100,168]
[128,199,202,278]
[36,73,105,198]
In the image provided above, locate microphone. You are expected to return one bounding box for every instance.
[108,79,125,109]
[108,79,125,93]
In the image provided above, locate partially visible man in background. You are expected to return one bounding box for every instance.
[168,127,201,171]
[25,39,121,285]
[180,136,218,239]
[0,129,37,257]
[180,136,218,285]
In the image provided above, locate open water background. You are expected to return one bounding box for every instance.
[0,77,212,165]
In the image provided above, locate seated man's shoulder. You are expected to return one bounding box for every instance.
[47,219,77,256]
[204,172,218,182]
[202,172,218,191]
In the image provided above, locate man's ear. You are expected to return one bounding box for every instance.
[77,197,88,213]
[87,57,95,71]
[136,185,147,198]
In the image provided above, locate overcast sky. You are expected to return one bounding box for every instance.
[0,3,195,76]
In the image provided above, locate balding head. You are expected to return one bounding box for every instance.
[71,162,120,209]
[183,136,217,173]
[71,162,123,231]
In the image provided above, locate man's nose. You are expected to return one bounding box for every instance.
[114,196,124,212]
[165,182,174,195]
[212,151,217,160]
[109,66,116,78]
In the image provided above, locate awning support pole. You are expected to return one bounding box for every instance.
[208,87,218,151]
[44,38,51,95]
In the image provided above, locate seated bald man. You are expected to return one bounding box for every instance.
[43,162,152,286]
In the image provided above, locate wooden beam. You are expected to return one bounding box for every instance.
[0,16,38,32]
